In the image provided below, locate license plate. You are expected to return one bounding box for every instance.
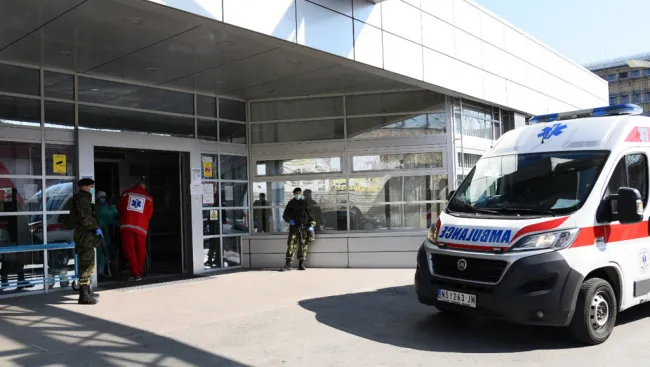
[437,289,477,308]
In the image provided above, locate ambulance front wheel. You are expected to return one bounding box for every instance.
[569,277,617,345]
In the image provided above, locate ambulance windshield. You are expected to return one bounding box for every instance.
[449,151,609,216]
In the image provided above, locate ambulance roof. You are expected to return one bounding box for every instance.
[488,114,650,157]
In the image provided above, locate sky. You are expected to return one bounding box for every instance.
[474,0,649,65]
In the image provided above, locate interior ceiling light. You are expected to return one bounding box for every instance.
[124,16,144,25]
[90,88,100,92]
[58,51,72,57]
[146,67,158,72]
[215,40,233,47]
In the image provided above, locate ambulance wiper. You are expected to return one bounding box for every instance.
[450,197,501,215]
[492,207,556,217]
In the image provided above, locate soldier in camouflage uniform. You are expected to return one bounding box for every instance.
[69,178,102,305]
[281,187,316,271]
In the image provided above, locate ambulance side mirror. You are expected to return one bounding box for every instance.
[447,190,455,200]
[616,187,644,224]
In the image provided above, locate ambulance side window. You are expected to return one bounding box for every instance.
[605,154,648,205]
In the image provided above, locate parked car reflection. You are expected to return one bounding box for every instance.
[321,206,382,231]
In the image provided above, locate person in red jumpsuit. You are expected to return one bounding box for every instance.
[118,178,154,281]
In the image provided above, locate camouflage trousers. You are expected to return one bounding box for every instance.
[286,226,309,262]
[74,231,96,286]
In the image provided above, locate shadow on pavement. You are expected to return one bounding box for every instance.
[300,285,587,353]
[0,292,245,367]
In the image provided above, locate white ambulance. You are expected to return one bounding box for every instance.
[416,104,650,345]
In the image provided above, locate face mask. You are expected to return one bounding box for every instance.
[90,188,96,203]
[99,198,106,204]
[295,194,303,200]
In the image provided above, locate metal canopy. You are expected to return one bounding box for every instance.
[0,0,413,100]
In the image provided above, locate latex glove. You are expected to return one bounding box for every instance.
[308,226,314,232]
[289,220,296,226]
[95,228,103,237]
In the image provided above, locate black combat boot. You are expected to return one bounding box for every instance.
[281,259,292,272]
[88,284,100,298]
[78,285,99,305]
[298,261,307,271]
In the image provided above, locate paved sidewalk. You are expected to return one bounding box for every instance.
[1,269,650,366]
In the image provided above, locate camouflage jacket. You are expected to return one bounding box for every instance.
[71,190,99,233]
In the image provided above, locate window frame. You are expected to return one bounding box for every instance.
[348,147,447,176]
[600,152,649,223]
[252,153,344,179]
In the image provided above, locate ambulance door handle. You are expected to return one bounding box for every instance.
[595,237,606,250]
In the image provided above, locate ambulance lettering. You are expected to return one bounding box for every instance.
[439,226,512,244]
[625,126,650,142]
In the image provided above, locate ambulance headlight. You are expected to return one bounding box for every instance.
[427,226,438,243]
[510,229,580,251]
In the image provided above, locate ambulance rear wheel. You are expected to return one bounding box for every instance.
[569,278,617,345]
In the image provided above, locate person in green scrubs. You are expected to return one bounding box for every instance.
[95,191,119,276]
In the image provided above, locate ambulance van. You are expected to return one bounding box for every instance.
[415,104,650,345]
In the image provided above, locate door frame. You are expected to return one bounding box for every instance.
[78,130,206,285]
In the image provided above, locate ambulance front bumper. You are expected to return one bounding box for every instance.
[415,243,583,327]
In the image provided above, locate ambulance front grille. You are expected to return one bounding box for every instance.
[431,254,508,283]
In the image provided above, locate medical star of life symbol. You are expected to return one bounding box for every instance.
[538,123,567,140]
[131,199,142,208]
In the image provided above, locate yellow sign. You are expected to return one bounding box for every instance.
[203,161,213,178]
[209,209,218,221]
[53,154,67,174]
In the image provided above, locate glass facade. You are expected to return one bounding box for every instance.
[0,62,249,296]
[250,90,450,234]
[0,57,521,291]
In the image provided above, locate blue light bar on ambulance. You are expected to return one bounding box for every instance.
[530,104,643,124]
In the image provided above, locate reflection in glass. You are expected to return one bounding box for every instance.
[253,179,347,207]
[78,105,195,138]
[45,101,75,130]
[317,206,350,231]
[252,193,272,233]
[47,248,75,289]
[352,152,443,171]
[0,216,43,247]
[345,90,445,116]
[0,250,45,292]
[203,238,221,269]
[219,98,246,122]
[45,71,74,100]
[0,141,41,176]
[219,121,246,144]
[251,119,344,144]
[197,95,217,118]
[347,113,446,139]
[222,209,248,234]
[46,145,77,176]
[222,237,241,267]
[0,64,40,96]
[347,175,448,205]
[220,182,248,207]
[251,96,342,122]
[256,157,341,176]
[351,203,431,230]
[197,119,218,141]
[78,77,194,115]
[0,95,40,129]
[220,155,247,181]
[203,210,221,236]
[0,179,42,213]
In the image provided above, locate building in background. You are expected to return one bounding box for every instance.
[585,52,650,115]
[0,0,608,296]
